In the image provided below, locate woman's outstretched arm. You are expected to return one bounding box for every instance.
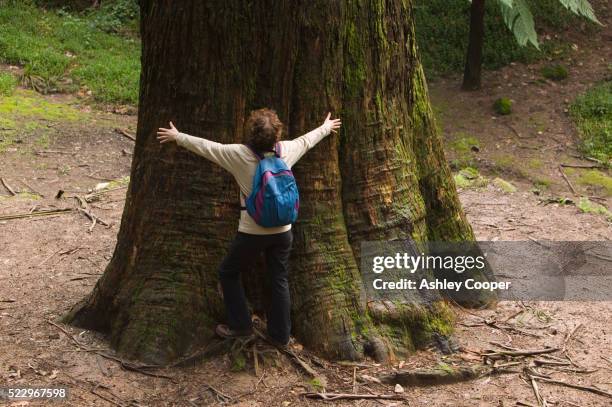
[280,113,341,167]
[157,121,242,173]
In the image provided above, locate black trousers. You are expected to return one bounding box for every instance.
[218,230,293,344]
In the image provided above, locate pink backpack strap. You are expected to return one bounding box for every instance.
[274,142,282,158]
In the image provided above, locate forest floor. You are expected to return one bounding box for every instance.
[1,12,611,407]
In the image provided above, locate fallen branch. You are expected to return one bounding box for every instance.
[115,128,136,142]
[70,195,110,230]
[203,383,232,403]
[302,392,404,401]
[34,149,76,155]
[529,375,548,407]
[558,165,577,196]
[379,364,517,386]
[562,323,583,352]
[482,347,558,360]
[91,384,125,407]
[36,247,64,267]
[1,177,16,195]
[560,163,602,169]
[533,359,570,367]
[530,374,612,399]
[503,123,531,139]
[20,179,44,197]
[0,208,74,221]
[462,318,541,338]
[84,185,128,202]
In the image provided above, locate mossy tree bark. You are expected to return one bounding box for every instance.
[65,0,494,365]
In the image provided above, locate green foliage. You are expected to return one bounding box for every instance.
[450,133,480,153]
[415,0,589,77]
[493,97,512,115]
[499,0,539,48]
[0,2,140,104]
[85,0,139,34]
[576,197,611,219]
[541,64,568,81]
[569,81,612,163]
[449,133,480,169]
[493,177,517,193]
[230,352,246,372]
[576,169,612,196]
[0,89,83,121]
[454,167,488,188]
[498,0,599,49]
[309,377,325,391]
[0,72,17,95]
[557,0,600,24]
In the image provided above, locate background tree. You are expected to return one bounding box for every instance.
[65,0,494,365]
[462,0,600,90]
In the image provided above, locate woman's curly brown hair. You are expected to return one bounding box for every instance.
[243,108,283,153]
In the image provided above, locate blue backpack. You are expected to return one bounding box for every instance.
[243,143,299,227]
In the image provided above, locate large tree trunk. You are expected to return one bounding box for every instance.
[65,0,494,365]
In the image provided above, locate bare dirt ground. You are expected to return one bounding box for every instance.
[1,11,611,407]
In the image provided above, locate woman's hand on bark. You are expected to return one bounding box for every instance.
[157,121,179,144]
[323,112,342,134]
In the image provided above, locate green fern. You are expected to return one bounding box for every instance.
[470,0,602,49]
[498,0,539,48]
[558,0,601,24]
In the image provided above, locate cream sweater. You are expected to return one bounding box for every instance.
[175,122,332,235]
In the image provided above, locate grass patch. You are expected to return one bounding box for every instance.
[0,72,17,95]
[454,167,488,189]
[493,97,512,115]
[528,113,548,133]
[576,197,611,219]
[532,176,551,188]
[541,64,568,81]
[493,177,517,193]
[450,133,480,153]
[0,89,83,121]
[15,191,42,200]
[576,169,612,197]
[528,158,544,169]
[0,116,17,152]
[0,89,83,152]
[308,377,326,391]
[414,0,595,78]
[0,2,140,104]
[569,80,611,163]
[448,133,480,169]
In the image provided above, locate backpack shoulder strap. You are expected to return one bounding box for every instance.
[274,142,282,158]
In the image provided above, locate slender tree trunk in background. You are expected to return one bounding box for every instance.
[64,0,494,365]
[462,0,486,90]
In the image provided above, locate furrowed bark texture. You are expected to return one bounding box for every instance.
[65,0,491,365]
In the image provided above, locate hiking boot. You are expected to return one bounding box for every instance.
[215,324,253,339]
[251,316,293,350]
[266,335,290,351]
